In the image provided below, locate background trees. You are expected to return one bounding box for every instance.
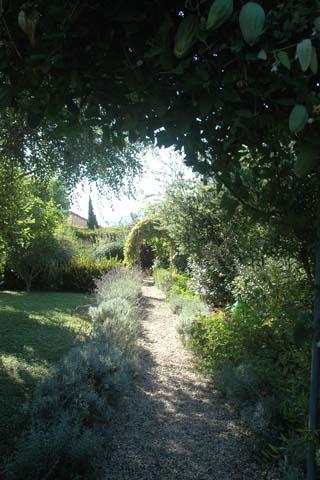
[87,196,98,230]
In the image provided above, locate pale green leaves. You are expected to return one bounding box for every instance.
[174,16,198,58]
[239,2,265,46]
[289,105,308,133]
[206,0,233,32]
[276,40,317,74]
[257,49,267,60]
[276,51,291,70]
[296,39,312,72]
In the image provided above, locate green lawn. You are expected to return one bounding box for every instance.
[0,290,91,457]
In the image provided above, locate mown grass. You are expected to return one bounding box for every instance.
[0,291,90,456]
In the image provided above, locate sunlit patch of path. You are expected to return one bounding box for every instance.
[104,279,260,480]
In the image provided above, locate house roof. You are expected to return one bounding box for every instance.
[68,211,88,222]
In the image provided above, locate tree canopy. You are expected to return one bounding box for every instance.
[0,1,319,179]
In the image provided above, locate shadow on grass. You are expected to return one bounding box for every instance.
[0,291,89,458]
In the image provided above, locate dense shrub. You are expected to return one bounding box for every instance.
[153,267,174,293]
[58,255,122,292]
[175,298,210,342]
[93,240,124,260]
[185,257,313,471]
[159,179,250,305]
[3,221,81,291]
[94,267,143,305]
[3,255,122,293]
[232,257,313,319]
[3,268,142,480]
[187,250,237,306]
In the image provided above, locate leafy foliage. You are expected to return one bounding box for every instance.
[124,216,173,267]
[185,257,313,472]
[0,0,319,210]
[0,1,319,171]
[0,109,143,189]
[60,255,122,292]
[153,267,175,293]
[153,267,209,343]
[93,240,124,260]
[6,197,62,291]
[159,178,248,304]
[0,163,35,269]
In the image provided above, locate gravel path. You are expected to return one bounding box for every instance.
[104,279,260,480]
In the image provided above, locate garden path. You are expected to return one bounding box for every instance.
[104,279,260,479]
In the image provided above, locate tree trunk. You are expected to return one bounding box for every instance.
[307,240,320,479]
[25,277,32,292]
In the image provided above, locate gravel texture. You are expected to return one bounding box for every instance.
[104,279,260,479]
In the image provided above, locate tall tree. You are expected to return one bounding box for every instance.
[87,196,98,230]
[6,189,62,291]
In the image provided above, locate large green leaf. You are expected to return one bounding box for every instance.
[289,105,308,133]
[277,51,291,70]
[296,39,312,72]
[239,2,265,46]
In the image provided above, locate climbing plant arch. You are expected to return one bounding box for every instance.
[124,216,174,267]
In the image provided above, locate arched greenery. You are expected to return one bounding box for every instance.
[124,216,173,267]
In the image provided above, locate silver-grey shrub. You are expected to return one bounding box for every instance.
[176,297,210,342]
[4,268,142,480]
[94,267,143,305]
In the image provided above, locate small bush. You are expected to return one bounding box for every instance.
[153,268,194,298]
[176,298,210,342]
[3,268,142,479]
[94,267,143,305]
[218,360,276,435]
[167,272,190,297]
[93,240,124,260]
[153,267,174,293]
[153,267,210,343]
